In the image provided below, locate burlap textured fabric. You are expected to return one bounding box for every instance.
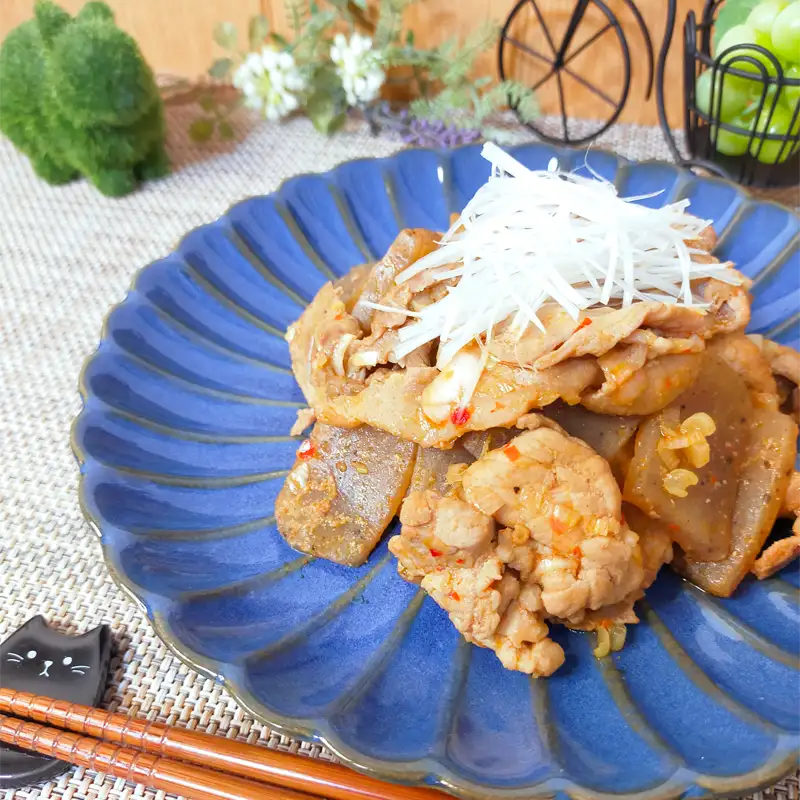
[1,103,797,800]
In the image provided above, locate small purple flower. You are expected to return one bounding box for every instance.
[367,104,483,148]
[403,118,482,148]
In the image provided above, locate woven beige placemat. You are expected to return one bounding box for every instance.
[0,104,797,800]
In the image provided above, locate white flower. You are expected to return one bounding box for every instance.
[232,47,305,122]
[330,33,385,107]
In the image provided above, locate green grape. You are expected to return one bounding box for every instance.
[717,23,780,76]
[754,29,775,50]
[712,115,753,155]
[782,63,800,106]
[749,103,800,162]
[695,69,751,118]
[771,3,800,63]
[748,0,789,36]
[754,73,800,110]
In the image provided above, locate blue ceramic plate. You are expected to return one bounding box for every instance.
[73,143,800,799]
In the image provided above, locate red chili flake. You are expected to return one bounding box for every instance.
[550,515,568,535]
[571,546,582,560]
[448,590,461,602]
[664,377,673,389]
[493,401,505,411]
[710,475,718,485]
[600,619,611,630]
[429,548,443,558]
[450,407,471,426]
[456,558,464,565]
[297,439,316,459]
[667,523,681,533]
[575,317,593,332]
[333,312,343,321]
[504,443,521,462]
[620,511,626,526]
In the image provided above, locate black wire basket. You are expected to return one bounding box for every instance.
[684,0,800,187]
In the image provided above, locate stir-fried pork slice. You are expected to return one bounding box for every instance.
[460,414,645,622]
[351,229,440,331]
[319,358,601,448]
[486,304,588,366]
[285,282,366,420]
[708,333,780,409]
[752,527,800,579]
[675,408,798,595]
[624,355,752,562]
[760,338,800,385]
[541,401,641,483]
[752,472,800,580]
[335,263,373,310]
[390,489,497,580]
[276,423,417,565]
[534,274,750,371]
[349,265,455,371]
[286,231,440,411]
[390,416,652,674]
[390,490,565,676]
[559,505,673,633]
[749,335,800,417]
[581,352,704,416]
[687,224,717,254]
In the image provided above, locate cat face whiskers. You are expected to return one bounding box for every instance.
[70,665,91,675]
[6,652,23,663]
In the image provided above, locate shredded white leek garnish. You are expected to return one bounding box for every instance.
[368,143,741,368]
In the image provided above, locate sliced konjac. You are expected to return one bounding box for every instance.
[624,356,752,562]
[676,408,798,596]
[275,424,417,566]
[409,444,473,495]
[459,428,520,460]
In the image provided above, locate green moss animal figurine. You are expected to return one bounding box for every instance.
[0,0,169,196]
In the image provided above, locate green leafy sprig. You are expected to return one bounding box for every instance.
[193,0,539,143]
[387,20,539,131]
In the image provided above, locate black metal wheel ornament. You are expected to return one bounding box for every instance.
[499,0,654,145]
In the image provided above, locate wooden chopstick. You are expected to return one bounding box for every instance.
[0,712,312,800]
[0,689,439,800]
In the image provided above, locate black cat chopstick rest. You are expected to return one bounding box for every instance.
[0,616,112,789]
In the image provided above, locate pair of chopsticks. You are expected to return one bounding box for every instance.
[0,689,439,800]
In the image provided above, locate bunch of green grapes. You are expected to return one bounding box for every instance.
[696,0,800,163]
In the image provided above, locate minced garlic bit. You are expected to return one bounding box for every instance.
[658,411,716,481]
[594,626,611,658]
[594,622,627,659]
[445,463,468,484]
[609,622,627,653]
[383,142,741,368]
[664,468,700,498]
[287,461,310,492]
